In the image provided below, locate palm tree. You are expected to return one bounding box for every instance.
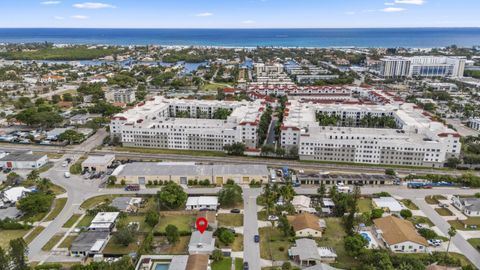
[37,178,52,193]
[446,226,457,258]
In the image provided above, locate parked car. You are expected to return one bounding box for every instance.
[64,172,71,178]
[254,235,260,243]
[230,209,241,214]
[415,224,424,229]
[267,215,279,221]
[243,262,249,270]
[3,168,11,174]
[62,161,68,167]
[83,173,90,179]
[125,184,140,191]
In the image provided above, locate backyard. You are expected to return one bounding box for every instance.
[358,198,373,213]
[0,230,28,249]
[154,236,190,254]
[155,212,195,233]
[259,227,292,261]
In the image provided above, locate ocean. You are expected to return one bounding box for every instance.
[0,28,479,48]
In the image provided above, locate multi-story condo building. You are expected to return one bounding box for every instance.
[469,118,480,131]
[379,56,466,78]
[248,86,354,101]
[251,63,295,87]
[110,97,265,150]
[106,89,136,104]
[281,101,461,167]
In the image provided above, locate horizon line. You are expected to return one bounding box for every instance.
[0,26,480,30]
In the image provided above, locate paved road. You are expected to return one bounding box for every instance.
[243,188,261,270]
[27,129,108,262]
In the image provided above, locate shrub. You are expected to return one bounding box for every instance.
[400,209,413,219]
[120,179,126,186]
[153,180,158,186]
[147,180,153,186]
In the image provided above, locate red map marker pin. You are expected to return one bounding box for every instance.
[196,217,208,234]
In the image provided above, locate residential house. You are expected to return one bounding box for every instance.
[373,216,428,253]
[89,212,120,232]
[186,196,219,211]
[372,197,404,214]
[2,186,32,204]
[288,213,326,238]
[186,254,209,270]
[292,195,316,214]
[188,231,215,255]
[70,231,110,257]
[111,197,143,213]
[289,238,338,267]
[452,196,480,217]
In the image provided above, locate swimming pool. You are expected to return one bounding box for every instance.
[360,232,371,242]
[154,263,170,270]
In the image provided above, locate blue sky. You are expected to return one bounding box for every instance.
[0,0,479,28]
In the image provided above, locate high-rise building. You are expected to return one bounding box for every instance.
[379,56,466,78]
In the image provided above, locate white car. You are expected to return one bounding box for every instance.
[64,172,71,178]
[415,224,424,229]
[62,161,68,167]
[267,215,279,221]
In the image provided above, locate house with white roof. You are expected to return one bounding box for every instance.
[188,231,215,255]
[89,212,120,232]
[292,195,316,214]
[186,196,219,211]
[2,186,32,204]
[372,197,404,214]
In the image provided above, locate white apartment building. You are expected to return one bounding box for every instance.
[281,101,461,167]
[110,97,265,150]
[105,89,136,104]
[248,85,354,101]
[251,63,295,87]
[380,56,466,78]
[469,118,480,131]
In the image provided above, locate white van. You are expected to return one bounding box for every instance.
[64,172,71,178]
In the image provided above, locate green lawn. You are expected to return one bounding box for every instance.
[358,198,373,213]
[63,214,82,228]
[217,234,243,252]
[467,238,480,250]
[103,235,143,255]
[435,208,454,216]
[234,258,244,270]
[80,194,122,209]
[45,198,67,221]
[449,217,480,230]
[154,236,190,255]
[425,195,447,204]
[257,210,267,221]
[124,215,152,233]
[212,258,232,270]
[401,199,419,210]
[155,213,195,233]
[49,184,67,195]
[24,226,45,244]
[42,234,64,251]
[315,218,358,269]
[202,82,231,91]
[217,214,243,227]
[59,236,76,249]
[408,216,434,227]
[259,227,291,261]
[76,215,94,228]
[0,230,28,249]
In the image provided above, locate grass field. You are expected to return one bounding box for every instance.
[449,217,480,230]
[316,217,358,269]
[24,226,45,244]
[217,234,244,252]
[0,230,28,249]
[408,216,434,227]
[358,198,373,213]
[63,214,82,228]
[467,238,480,250]
[217,214,243,227]
[42,234,64,251]
[76,215,94,228]
[45,198,67,221]
[124,215,152,233]
[202,82,231,91]
[59,236,76,249]
[49,184,67,195]
[80,194,122,209]
[154,236,190,254]
[259,227,291,261]
[435,208,454,216]
[103,235,143,255]
[425,195,447,204]
[401,199,419,210]
[155,213,195,232]
[234,258,243,270]
[211,258,232,270]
